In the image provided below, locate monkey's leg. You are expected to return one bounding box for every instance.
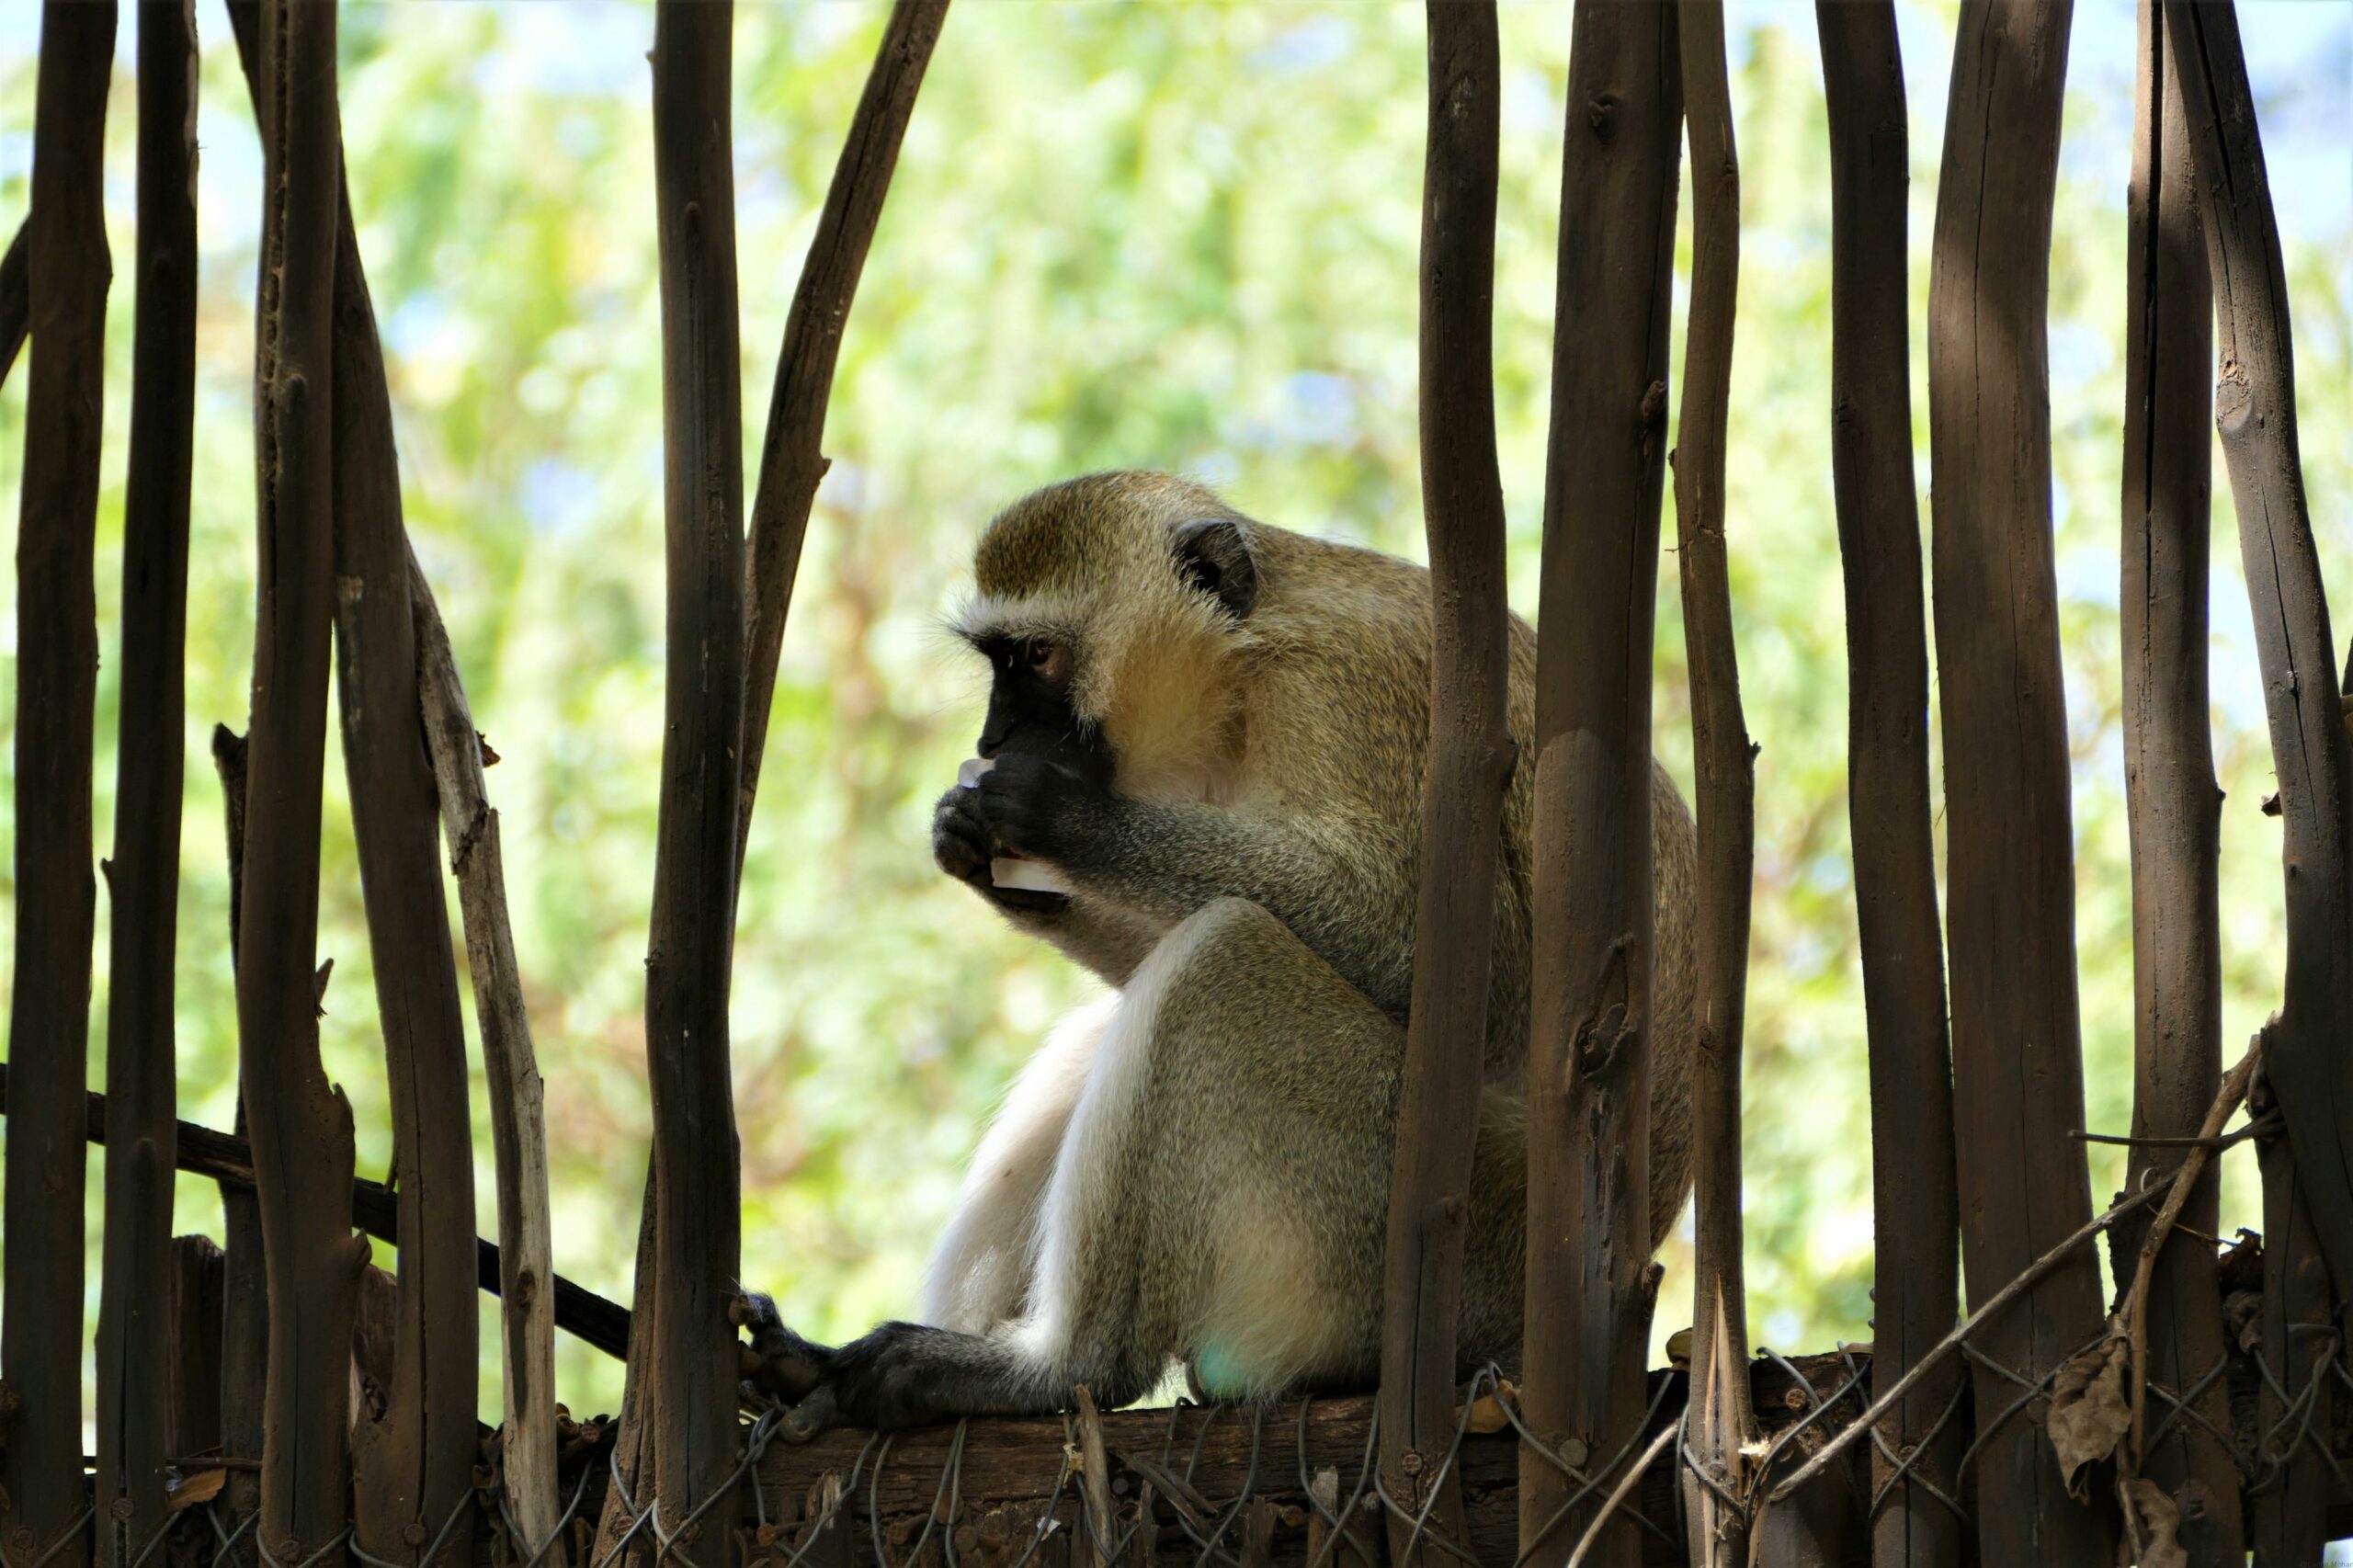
[780,898,1404,1437]
[920,993,1113,1332]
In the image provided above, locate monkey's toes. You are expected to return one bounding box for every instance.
[778,1385,843,1444]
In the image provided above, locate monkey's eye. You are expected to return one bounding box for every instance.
[1025,639,1070,686]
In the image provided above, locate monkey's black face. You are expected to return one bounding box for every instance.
[931,632,1116,912]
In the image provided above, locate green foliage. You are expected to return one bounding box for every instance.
[0,1,2345,1420]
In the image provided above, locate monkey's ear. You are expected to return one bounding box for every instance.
[1171,517,1258,621]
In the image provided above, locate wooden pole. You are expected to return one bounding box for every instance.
[1377,4,1512,1559]
[2119,6,2241,1562]
[1,10,114,1568]
[1521,6,1681,1564]
[737,0,949,876]
[647,4,749,1556]
[1669,6,1754,1565]
[242,1,370,1559]
[329,176,482,1568]
[96,5,197,1564]
[411,554,566,1561]
[1927,3,2115,1560]
[2163,0,2353,1298]
[0,222,27,388]
[1813,7,1965,1564]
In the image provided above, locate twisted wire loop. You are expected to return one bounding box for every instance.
[0,1505,97,1568]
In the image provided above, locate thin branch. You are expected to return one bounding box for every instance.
[737,0,948,881]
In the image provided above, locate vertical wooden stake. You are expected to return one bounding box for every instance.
[1669,5,1755,1564]
[242,0,370,1559]
[646,3,749,1556]
[2,12,115,1568]
[1813,6,1965,1564]
[1520,6,1681,1565]
[1378,6,1513,1560]
[97,5,198,1564]
[1927,3,2114,1560]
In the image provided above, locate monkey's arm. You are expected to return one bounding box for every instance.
[972,755,1412,1016]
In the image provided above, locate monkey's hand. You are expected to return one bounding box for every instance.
[931,756,1094,914]
[735,1291,835,1407]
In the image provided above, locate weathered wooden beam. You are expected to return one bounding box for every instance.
[1377,5,1512,1560]
[1927,3,2113,1559]
[2118,6,2240,1564]
[96,5,198,1564]
[1813,6,1963,1565]
[2163,0,2353,1301]
[1669,7,1753,1566]
[647,3,751,1556]
[1521,6,1681,1563]
[2,10,115,1568]
[165,1236,228,1464]
[738,0,949,877]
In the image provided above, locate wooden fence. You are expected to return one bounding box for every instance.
[0,3,2346,1567]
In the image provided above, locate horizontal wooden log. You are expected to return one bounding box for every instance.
[0,1062,631,1359]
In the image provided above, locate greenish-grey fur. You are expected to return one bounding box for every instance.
[764,471,1698,1433]
[946,472,1695,1382]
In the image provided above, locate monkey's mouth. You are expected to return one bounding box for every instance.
[989,884,1071,916]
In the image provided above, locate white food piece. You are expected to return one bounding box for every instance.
[958,756,995,790]
[990,858,1073,896]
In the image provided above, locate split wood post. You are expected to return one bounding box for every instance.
[165,1236,228,1463]
[2163,0,2353,1293]
[411,555,564,1561]
[1813,7,1963,1564]
[0,223,26,386]
[2118,6,2241,1563]
[241,0,371,1560]
[1376,5,1512,1560]
[328,175,482,1568]
[2165,3,2353,1555]
[1927,2,2115,1560]
[209,726,270,1553]
[738,0,949,869]
[1,11,114,1568]
[646,4,751,1559]
[95,5,198,1564]
[1669,6,1754,1565]
[1520,5,1681,1564]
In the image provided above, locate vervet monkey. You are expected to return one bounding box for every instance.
[753,472,1697,1436]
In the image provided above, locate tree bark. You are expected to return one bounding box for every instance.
[210,725,270,1553]
[646,5,750,1556]
[0,222,27,389]
[1377,6,1512,1560]
[1927,3,2115,1560]
[1669,7,1754,1565]
[2118,6,2241,1563]
[96,6,197,1564]
[241,2,370,1559]
[1,12,115,1568]
[1521,6,1681,1565]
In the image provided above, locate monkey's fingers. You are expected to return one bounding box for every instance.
[779,1383,845,1445]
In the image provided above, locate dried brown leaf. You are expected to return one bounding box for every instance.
[167,1468,227,1512]
[2047,1338,2130,1501]
[2120,1477,2188,1568]
[1463,1379,1518,1435]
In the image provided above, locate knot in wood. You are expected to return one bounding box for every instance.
[1586,91,1620,142]
[1575,1003,1636,1075]
[1640,379,1667,427]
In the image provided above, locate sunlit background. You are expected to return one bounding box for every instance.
[0,0,2347,1428]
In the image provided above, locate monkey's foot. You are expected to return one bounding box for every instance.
[735,1292,835,1408]
[779,1322,998,1441]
